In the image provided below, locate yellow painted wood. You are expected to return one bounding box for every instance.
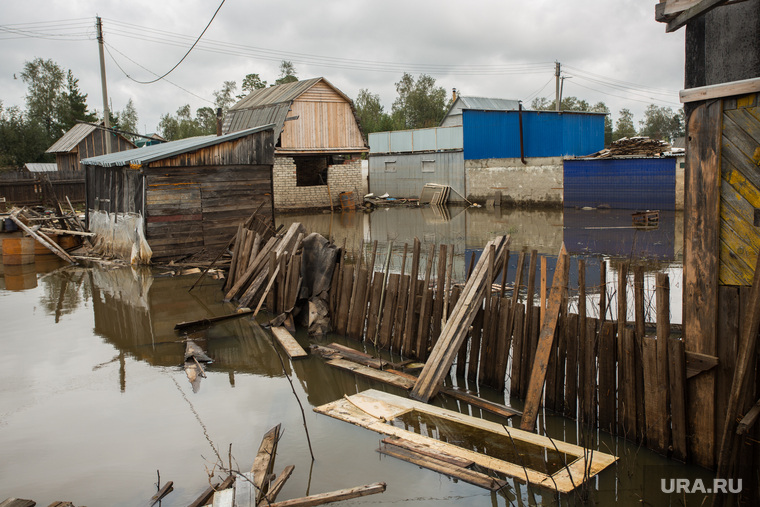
[314,390,617,493]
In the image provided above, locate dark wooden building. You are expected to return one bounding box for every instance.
[657,0,760,493]
[81,125,275,261]
[46,122,136,172]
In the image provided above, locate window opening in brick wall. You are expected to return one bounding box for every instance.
[295,156,329,187]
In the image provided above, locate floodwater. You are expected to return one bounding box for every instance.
[0,206,714,506]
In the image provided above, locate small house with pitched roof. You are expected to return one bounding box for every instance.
[46,122,136,172]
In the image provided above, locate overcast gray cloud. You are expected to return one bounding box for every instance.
[1,0,685,135]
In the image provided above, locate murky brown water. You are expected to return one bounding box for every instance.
[0,207,714,506]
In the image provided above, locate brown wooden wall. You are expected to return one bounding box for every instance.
[281,81,366,153]
[85,166,144,215]
[56,130,135,172]
[144,165,273,259]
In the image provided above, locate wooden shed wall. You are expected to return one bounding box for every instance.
[85,165,145,215]
[144,164,273,259]
[57,131,135,172]
[720,92,760,285]
[281,81,366,152]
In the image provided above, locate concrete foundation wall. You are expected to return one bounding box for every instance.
[273,156,364,210]
[465,157,563,207]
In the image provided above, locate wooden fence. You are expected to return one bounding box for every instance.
[0,171,85,208]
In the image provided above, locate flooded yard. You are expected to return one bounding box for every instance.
[0,206,712,506]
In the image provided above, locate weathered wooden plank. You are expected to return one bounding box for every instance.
[403,238,421,353]
[683,99,721,468]
[494,297,512,391]
[620,327,637,440]
[717,286,739,447]
[335,265,354,336]
[251,424,281,504]
[365,272,384,344]
[510,303,526,399]
[327,358,415,389]
[685,351,719,379]
[520,244,568,431]
[737,399,760,435]
[381,437,474,468]
[378,443,506,492]
[597,321,616,434]
[668,338,688,462]
[716,249,760,479]
[271,326,308,359]
[235,472,255,507]
[479,245,495,385]
[523,250,539,372]
[211,488,234,507]
[563,313,578,418]
[392,274,410,353]
[431,244,447,344]
[643,337,667,455]
[655,272,671,444]
[581,318,597,427]
[347,267,369,340]
[268,482,386,507]
[415,243,437,358]
[378,273,400,350]
[263,465,296,504]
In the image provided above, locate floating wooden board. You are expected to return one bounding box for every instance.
[270,327,308,359]
[326,359,415,390]
[314,390,617,493]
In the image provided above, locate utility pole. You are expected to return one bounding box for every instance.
[555,61,561,112]
[96,16,111,154]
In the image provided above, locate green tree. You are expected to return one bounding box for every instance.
[213,81,237,115]
[391,73,448,129]
[613,108,637,141]
[157,104,213,141]
[60,70,96,130]
[240,73,267,97]
[20,57,66,143]
[196,106,218,134]
[0,102,49,168]
[274,60,298,85]
[354,89,394,136]
[590,101,613,147]
[531,95,590,112]
[638,104,684,142]
[114,98,139,140]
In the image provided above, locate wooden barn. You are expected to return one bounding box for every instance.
[223,77,368,209]
[80,125,275,261]
[46,122,136,172]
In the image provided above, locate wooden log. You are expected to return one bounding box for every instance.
[668,338,688,461]
[268,482,386,507]
[271,326,308,359]
[411,235,510,402]
[520,244,568,431]
[597,321,616,434]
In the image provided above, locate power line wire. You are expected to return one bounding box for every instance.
[120,0,226,84]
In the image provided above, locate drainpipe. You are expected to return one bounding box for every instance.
[518,102,526,165]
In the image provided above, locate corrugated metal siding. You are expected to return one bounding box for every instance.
[368,151,464,200]
[223,104,290,136]
[369,126,463,154]
[563,158,676,210]
[462,110,604,160]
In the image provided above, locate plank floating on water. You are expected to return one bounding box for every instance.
[268,482,386,507]
[270,326,308,359]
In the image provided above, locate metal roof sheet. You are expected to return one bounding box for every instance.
[81,124,274,168]
[230,77,323,111]
[24,163,57,173]
[222,103,291,136]
[46,122,98,153]
[456,96,521,111]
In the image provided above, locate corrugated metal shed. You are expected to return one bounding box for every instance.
[462,109,604,160]
[369,151,465,201]
[369,126,463,153]
[46,123,99,153]
[564,157,676,210]
[441,96,521,127]
[24,163,57,173]
[81,125,274,168]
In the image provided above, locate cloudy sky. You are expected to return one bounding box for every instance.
[1,0,685,135]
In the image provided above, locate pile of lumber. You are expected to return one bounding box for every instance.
[5,206,92,264]
[583,136,672,158]
[224,221,307,313]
